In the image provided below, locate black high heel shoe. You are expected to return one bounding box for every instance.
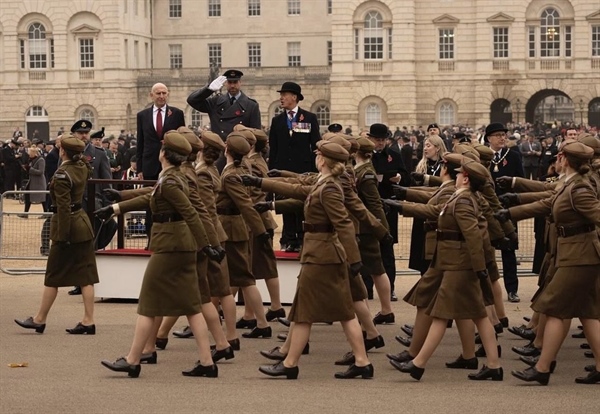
[101,357,141,378]
[66,322,95,335]
[211,346,234,363]
[258,361,299,379]
[389,360,425,380]
[511,366,550,385]
[182,362,218,377]
[334,363,374,379]
[14,317,46,333]
[242,326,272,338]
[467,365,503,381]
[140,351,157,364]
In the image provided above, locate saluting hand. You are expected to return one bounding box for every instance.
[254,202,273,213]
[391,185,408,200]
[240,174,262,187]
[94,205,114,220]
[493,209,511,223]
[103,188,122,202]
[495,176,513,190]
[208,75,227,92]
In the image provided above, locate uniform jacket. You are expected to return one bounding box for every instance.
[268,108,320,173]
[354,162,389,234]
[247,153,277,230]
[187,87,261,140]
[196,163,228,243]
[136,105,185,179]
[181,162,220,246]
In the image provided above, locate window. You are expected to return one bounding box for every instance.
[365,103,381,126]
[364,11,383,59]
[273,105,285,118]
[493,27,509,58]
[28,23,48,69]
[327,40,332,66]
[248,43,261,67]
[28,106,47,117]
[169,0,182,18]
[169,44,182,69]
[593,26,600,57]
[354,29,359,60]
[565,26,571,58]
[327,0,332,14]
[79,39,94,68]
[248,0,260,16]
[439,29,454,59]
[388,28,393,59]
[287,42,301,67]
[191,109,203,129]
[540,8,560,58]
[209,0,221,17]
[288,0,300,15]
[208,44,222,68]
[79,108,95,125]
[528,26,536,58]
[315,104,330,127]
[438,101,455,125]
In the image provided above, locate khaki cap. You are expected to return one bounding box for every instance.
[316,140,349,162]
[226,132,251,155]
[356,136,375,152]
[177,127,203,152]
[561,141,594,160]
[163,131,192,156]
[321,132,336,141]
[472,144,494,162]
[325,134,351,152]
[442,152,465,168]
[249,128,268,142]
[201,131,226,151]
[235,128,257,146]
[456,159,488,185]
[578,134,600,156]
[61,135,85,152]
[345,135,360,152]
[453,143,480,162]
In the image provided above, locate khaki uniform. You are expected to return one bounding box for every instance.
[45,160,99,287]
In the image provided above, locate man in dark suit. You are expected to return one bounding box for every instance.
[268,81,321,252]
[137,82,185,181]
[486,122,524,303]
[367,123,409,301]
[399,136,413,173]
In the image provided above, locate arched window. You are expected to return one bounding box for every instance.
[364,11,383,60]
[353,5,393,62]
[540,8,560,57]
[27,106,48,117]
[28,23,48,69]
[438,101,456,125]
[365,103,381,126]
[79,108,95,125]
[272,105,284,118]
[315,104,330,127]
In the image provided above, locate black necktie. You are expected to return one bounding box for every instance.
[494,151,501,163]
[230,96,236,105]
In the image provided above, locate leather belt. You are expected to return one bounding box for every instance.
[50,203,82,213]
[302,222,334,233]
[556,223,596,238]
[152,213,183,223]
[217,207,240,215]
[436,230,465,241]
[423,221,438,232]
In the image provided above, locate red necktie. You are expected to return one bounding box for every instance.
[288,110,295,121]
[156,108,163,137]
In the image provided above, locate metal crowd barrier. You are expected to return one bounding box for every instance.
[1,184,538,276]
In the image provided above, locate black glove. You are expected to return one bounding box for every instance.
[380,232,394,246]
[499,193,519,208]
[267,169,281,177]
[391,185,408,200]
[240,174,262,187]
[202,245,223,263]
[102,188,122,202]
[491,237,511,250]
[256,231,272,245]
[214,245,226,262]
[94,205,115,220]
[410,172,425,186]
[383,199,403,214]
[349,262,363,278]
[253,201,273,213]
[495,176,513,191]
[493,209,511,223]
[476,270,489,280]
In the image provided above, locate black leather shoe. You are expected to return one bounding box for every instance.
[584,351,593,358]
[211,338,240,351]
[391,291,398,302]
[523,316,531,322]
[101,357,141,378]
[508,325,536,341]
[401,325,413,337]
[499,317,509,328]
[235,318,257,329]
[584,364,595,372]
[140,351,157,364]
[468,365,503,381]
[572,331,586,339]
[211,346,234,363]
[66,322,95,335]
[403,324,414,330]
[364,335,385,351]
[261,346,287,361]
[265,308,286,322]
[386,350,414,363]
[182,362,218,377]
[373,312,395,325]
[494,323,504,334]
[512,343,540,357]
[390,360,424,380]
[581,343,590,349]
[259,361,299,379]
[277,333,288,341]
[68,286,82,295]
[155,337,168,350]
[519,355,556,373]
[173,326,194,338]
[14,317,46,333]
[277,317,291,327]
[334,363,374,379]
[446,355,478,370]
[575,369,600,384]
[511,366,550,385]
[475,344,502,358]
[242,326,272,338]
[335,351,355,366]
[395,335,411,347]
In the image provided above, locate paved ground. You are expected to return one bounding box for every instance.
[0,271,596,414]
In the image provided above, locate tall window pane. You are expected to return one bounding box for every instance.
[493,27,509,58]
[191,109,203,129]
[248,0,260,16]
[316,105,330,127]
[209,0,221,17]
[28,23,47,69]
[439,28,454,59]
[364,11,383,59]
[439,102,455,125]
[79,39,94,68]
[593,26,600,57]
[169,44,182,69]
[540,8,560,57]
[528,26,536,58]
[327,41,332,66]
[248,43,261,67]
[288,42,301,67]
[565,26,571,58]
[80,109,95,125]
[365,103,381,126]
[288,0,300,15]
[169,0,182,18]
[208,44,222,68]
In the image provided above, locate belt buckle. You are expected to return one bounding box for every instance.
[557,226,565,237]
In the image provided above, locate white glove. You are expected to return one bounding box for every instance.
[208,75,227,92]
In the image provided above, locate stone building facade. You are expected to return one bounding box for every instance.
[0,0,599,141]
